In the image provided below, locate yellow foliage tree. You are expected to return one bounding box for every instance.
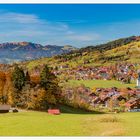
[0,71,6,104]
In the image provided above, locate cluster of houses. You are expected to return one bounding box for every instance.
[25,62,139,85]
[52,63,138,83]
[89,87,140,111]
[62,85,140,112]
[27,63,140,112]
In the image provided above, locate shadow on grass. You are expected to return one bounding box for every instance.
[59,104,105,115]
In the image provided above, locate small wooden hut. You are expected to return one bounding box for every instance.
[48,109,60,115]
[0,105,11,113]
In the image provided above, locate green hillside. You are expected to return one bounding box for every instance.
[25,36,140,71]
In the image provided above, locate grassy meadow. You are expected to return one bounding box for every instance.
[0,107,139,136]
[68,80,136,89]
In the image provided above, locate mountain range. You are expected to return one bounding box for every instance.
[0,42,77,64]
[0,36,140,65]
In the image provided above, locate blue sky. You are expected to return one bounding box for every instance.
[0,4,140,47]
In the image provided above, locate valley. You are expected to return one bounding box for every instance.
[0,36,140,136]
[0,3,140,137]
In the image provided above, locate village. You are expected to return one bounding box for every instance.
[53,62,137,82]
[24,62,140,112]
[62,83,140,112]
[53,62,140,112]
[0,62,140,113]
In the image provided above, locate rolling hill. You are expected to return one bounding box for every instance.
[25,36,140,70]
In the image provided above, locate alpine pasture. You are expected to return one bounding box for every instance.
[0,108,139,136]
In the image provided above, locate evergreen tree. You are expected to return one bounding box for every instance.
[25,71,30,83]
[12,65,26,90]
[40,65,61,106]
[40,65,56,90]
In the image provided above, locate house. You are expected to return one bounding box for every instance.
[59,64,69,69]
[92,97,100,104]
[113,94,127,101]
[0,104,11,113]
[125,98,140,111]
[89,92,96,97]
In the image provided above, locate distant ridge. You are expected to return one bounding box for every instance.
[61,36,140,56]
[0,42,77,64]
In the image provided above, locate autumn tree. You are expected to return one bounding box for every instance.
[5,72,14,105]
[0,71,6,104]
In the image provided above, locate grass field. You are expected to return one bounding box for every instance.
[0,106,139,136]
[68,80,136,89]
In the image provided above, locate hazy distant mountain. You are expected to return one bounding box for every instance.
[0,42,77,64]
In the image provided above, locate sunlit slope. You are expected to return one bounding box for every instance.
[25,40,140,70]
[103,41,140,64]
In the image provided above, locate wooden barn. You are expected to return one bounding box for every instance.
[0,105,11,113]
[48,109,60,115]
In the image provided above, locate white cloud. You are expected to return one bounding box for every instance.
[0,11,101,47]
[0,12,42,24]
[1,11,140,47]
